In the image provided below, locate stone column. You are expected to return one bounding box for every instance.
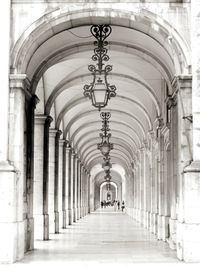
[150,136,158,235]
[48,129,57,234]
[68,147,73,225]
[43,116,53,240]
[62,142,67,228]
[145,149,151,229]
[54,130,62,233]
[140,146,146,225]
[175,76,197,262]
[33,115,47,240]
[175,3,200,262]
[87,172,91,214]
[136,163,141,222]
[76,159,81,220]
[0,0,10,163]
[156,118,166,240]
[79,162,83,218]
[1,74,27,262]
[72,152,77,222]
[83,168,86,216]
[25,94,39,252]
[58,138,65,229]
[80,164,84,217]
[166,93,178,249]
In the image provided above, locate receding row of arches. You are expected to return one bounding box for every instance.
[1,3,199,264]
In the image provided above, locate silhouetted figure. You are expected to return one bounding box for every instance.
[121,200,125,212]
[117,201,120,210]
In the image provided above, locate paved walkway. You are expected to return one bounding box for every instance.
[16,208,186,266]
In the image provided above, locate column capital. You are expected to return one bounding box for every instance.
[45,115,53,127]
[154,117,164,129]
[56,129,62,139]
[49,128,57,138]
[166,94,177,109]
[9,74,32,98]
[64,140,71,151]
[31,94,40,109]
[172,75,192,90]
[71,149,76,156]
[58,139,65,147]
[35,114,48,125]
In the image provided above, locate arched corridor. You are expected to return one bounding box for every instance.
[1,0,200,265]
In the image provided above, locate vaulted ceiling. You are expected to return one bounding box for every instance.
[33,24,178,183]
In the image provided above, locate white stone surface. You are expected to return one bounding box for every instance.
[18,209,182,265]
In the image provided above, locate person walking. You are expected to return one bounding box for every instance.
[117,201,120,210]
[121,200,125,212]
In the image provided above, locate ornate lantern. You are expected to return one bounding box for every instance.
[83,25,116,110]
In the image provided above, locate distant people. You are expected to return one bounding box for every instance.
[117,201,120,210]
[121,200,125,212]
[101,201,104,208]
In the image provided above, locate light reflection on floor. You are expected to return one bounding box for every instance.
[13,207,189,266]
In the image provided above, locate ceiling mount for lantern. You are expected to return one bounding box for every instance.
[83,25,116,111]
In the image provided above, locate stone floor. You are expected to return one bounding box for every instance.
[14,208,189,267]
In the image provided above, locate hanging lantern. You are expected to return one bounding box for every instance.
[102,159,112,171]
[83,25,116,110]
[106,182,111,191]
[97,132,113,156]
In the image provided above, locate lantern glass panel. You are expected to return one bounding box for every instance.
[92,77,107,105]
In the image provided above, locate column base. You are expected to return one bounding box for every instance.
[49,212,55,234]
[81,206,84,218]
[55,211,59,233]
[166,218,177,250]
[73,208,77,223]
[177,221,200,262]
[68,208,73,225]
[157,214,169,241]
[136,209,141,223]
[0,221,25,263]
[144,211,150,229]
[77,207,80,220]
[43,214,49,240]
[34,214,49,240]
[62,210,66,228]
[25,217,34,251]
[150,212,157,234]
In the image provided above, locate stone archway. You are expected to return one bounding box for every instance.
[3,2,198,264]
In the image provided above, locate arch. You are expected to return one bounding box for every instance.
[71,121,141,151]
[47,73,161,120]
[63,109,146,140]
[11,7,190,78]
[89,156,129,174]
[82,143,133,167]
[85,151,130,170]
[78,136,135,160]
